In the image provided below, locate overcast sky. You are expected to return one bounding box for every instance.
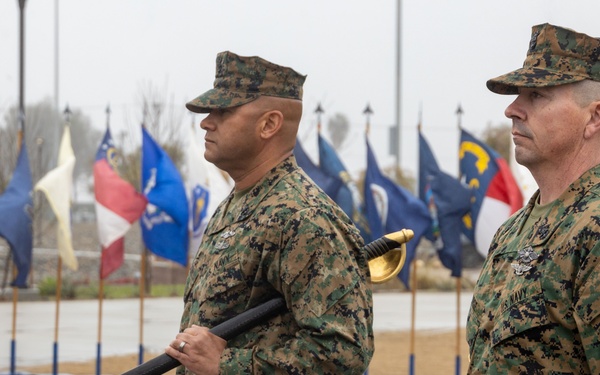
[1,0,599,180]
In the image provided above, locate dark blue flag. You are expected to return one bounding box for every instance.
[0,142,33,287]
[318,134,371,242]
[141,127,189,266]
[364,138,431,288]
[418,132,471,277]
[294,139,343,198]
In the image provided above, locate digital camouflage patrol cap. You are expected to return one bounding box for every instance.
[487,23,600,95]
[186,51,307,113]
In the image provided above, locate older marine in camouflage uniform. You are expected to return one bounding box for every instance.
[167,51,373,374]
[468,24,600,374]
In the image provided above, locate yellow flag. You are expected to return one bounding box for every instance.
[35,126,78,270]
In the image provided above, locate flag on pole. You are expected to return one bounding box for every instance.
[459,129,523,257]
[364,138,431,288]
[419,132,471,277]
[35,126,78,270]
[318,133,371,242]
[141,127,189,266]
[0,141,33,287]
[94,128,147,279]
[294,138,343,198]
[186,125,211,255]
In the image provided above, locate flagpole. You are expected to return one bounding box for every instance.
[411,116,422,375]
[409,259,417,375]
[11,262,18,375]
[363,104,373,375]
[53,256,63,375]
[96,273,104,375]
[10,134,24,375]
[139,247,147,364]
[455,103,463,375]
[11,2,27,372]
[96,105,111,375]
[395,0,402,178]
[315,103,324,134]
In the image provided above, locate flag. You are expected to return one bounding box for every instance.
[141,127,189,266]
[35,126,78,270]
[364,138,431,288]
[94,128,147,279]
[318,134,371,242]
[419,132,471,277]
[0,141,33,287]
[186,125,211,255]
[459,129,523,257]
[294,138,343,198]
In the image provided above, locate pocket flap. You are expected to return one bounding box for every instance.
[491,284,550,346]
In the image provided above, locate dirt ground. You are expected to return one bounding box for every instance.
[19,329,469,375]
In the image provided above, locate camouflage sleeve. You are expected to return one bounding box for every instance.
[574,240,600,373]
[219,206,373,374]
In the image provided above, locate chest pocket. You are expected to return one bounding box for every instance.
[187,249,246,309]
[491,278,551,347]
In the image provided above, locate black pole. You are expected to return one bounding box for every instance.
[122,230,413,375]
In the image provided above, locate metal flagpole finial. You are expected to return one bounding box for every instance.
[456,103,463,129]
[314,103,324,115]
[105,104,111,128]
[314,102,324,132]
[63,104,71,123]
[363,103,373,135]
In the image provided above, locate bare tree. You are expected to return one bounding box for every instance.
[0,99,102,246]
[480,122,512,161]
[327,113,350,150]
[118,82,187,189]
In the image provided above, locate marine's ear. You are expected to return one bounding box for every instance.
[584,100,600,139]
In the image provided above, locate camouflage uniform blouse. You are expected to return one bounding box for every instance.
[178,156,374,374]
[467,164,600,374]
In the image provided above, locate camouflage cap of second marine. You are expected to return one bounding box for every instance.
[488,23,600,94]
[186,51,307,113]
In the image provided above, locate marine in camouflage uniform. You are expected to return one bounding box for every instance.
[467,24,600,374]
[180,156,372,374]
[170,51,373,374]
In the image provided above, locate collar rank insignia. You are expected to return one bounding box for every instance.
[511,263,533,276]
[517,246,539,263]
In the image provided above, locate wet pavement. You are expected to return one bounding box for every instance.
[0,291,472,371]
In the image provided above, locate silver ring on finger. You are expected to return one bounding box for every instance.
[178,341,187,353]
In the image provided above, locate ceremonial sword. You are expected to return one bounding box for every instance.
[122,229,413,375]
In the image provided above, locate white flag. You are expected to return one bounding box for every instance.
[35,126,78,270]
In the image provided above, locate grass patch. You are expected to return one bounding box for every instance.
[37,278,185,300]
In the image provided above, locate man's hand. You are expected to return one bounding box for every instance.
[166,325,227,375]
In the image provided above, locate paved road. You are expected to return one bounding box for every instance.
[0,291,473,370]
